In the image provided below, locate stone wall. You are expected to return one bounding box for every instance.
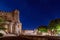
[0,9,22,35]
[0,9,19,22]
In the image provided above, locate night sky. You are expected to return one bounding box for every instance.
[0,0,60,30]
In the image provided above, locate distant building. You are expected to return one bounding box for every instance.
[0,9,22,35]
[22,30,37,35]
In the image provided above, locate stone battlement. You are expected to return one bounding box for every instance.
[0,9,22,35]
[0,9,20,22]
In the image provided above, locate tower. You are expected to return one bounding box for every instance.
[0,9,22,35]
[12,9,22,34]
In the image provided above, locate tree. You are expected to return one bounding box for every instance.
[0,17,6,37]
[0,17,6,30]
[48,18,60,34]
[48,20,56,30]
[37,25,47,32]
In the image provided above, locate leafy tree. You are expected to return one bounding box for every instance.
[37,25,47,32]
[48,18,60,33]
[0,17,5,22]
[0,17,6,30]
[0,17,6,37]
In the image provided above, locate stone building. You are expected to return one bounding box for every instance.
[0,9,22,35]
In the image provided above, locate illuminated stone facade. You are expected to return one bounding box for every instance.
[0,9,22,35]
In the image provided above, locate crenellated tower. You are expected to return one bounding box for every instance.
[0,9,22,35]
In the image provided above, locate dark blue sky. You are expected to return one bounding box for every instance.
[0,0,60,30]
